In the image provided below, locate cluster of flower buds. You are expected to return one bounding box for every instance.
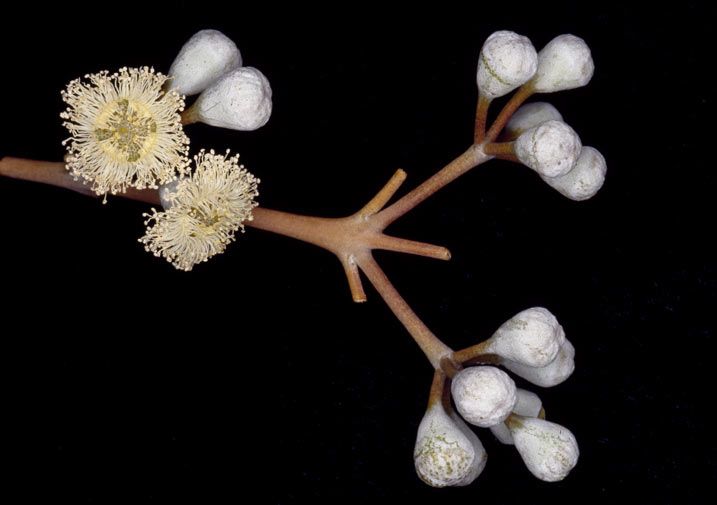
[414,307,578,486]
[169,29,273,131]
[477,31,605,201]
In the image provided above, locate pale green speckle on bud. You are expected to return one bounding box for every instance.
[503,339,576,388]
[168,29,243,96]
[505,102,563,139]
[507,415,579,482]
[542,146,607,201]
[414,403,487,487]
[477,30,538,100]
[451,366,517,427]
[187,67,273,131]
[485,307,566,367]
[531,34,594,93]
[515,120,582,178]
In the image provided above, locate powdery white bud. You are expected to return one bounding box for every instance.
[451,366,517,427]
[169,29,242,96]
[532,34,594,93]
[158,180,180,209]
[477,31,538,100]
[414,403,487,487]
[502,339,576,388]
[191,67,272,131]
[485,307,565,367]
[508,416,579,482]
[515,120,582,178]
[490,389,543,445]
[542,146,607,201]
[505,102,563,139]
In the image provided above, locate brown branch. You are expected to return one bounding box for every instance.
[357,253,453,369]
[484,84,534,143]
[0,146,492,371]
[358,169,406,217]
[452,340,492,364]
[374,146,490,228]
[483,142,515,157]
[473,94,491,144]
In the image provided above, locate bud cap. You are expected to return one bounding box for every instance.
[486,307,565,367]
[515,120,582,178]
[503,339,576,388]
[542,146,607,200]
[169,29,242,96]
[477,30,538,99]
[192,67,273,131]
[532,34,594,93]
[451,366,517,427]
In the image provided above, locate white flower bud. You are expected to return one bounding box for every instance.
[477,31,538,100]
[414,403,487,487]
[190,67,272,131]
[542,146,607,201]
[515,120,582,178]
[168,29,242,96]
[158,180,180,209]
[514,388,543,417]
[508,416,579,482]
[490,388,543,445]
[485,307,565,367]
[451,366,516,427]
[532,34,594,93]
[502,339,576,387]
[505,102,563,139]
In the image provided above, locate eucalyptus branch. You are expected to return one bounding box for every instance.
[0,28,604,489]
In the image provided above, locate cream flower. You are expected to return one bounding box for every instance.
[61,67,190,196]
[140,149,259,271]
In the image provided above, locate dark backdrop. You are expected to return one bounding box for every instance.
[1,2,713,503]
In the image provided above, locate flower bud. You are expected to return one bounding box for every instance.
[515,120,582,178]
[490,388,542,445]
[451,366,516,427]
[531,34,594,93]
[541,146,607,201]
[168,29,242,96]
[190,67,272,131]
[477,31,538,100]
[484,307,565,367]
[502,339,575,387]
[414,403,487,487]
[507,415,579,481]
[158,180,180,209]
[505,102,562,139]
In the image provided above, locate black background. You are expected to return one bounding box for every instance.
[1,2,713,503]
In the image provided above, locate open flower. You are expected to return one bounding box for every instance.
[61,67,190,196]
[140,149,259,271]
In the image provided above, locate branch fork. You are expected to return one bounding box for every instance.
[0,80,532,375]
